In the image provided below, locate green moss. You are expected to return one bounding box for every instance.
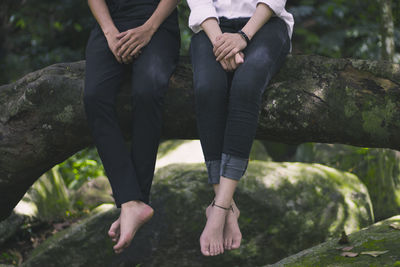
[344,99,358,118]
[361,99,396,141]
[54,105,74,123]
[272,216,400,267]
[361,238,385,250]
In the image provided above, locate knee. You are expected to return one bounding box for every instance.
[229,80,264,109]
[194,76,226,105]
[132,68,170,102]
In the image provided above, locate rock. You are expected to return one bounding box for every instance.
[22,162,373,266]
[249,140,272,161]
[295,143,400,221]
[0,212,25,246]
[73,176,114,210]
[21,204,118,267]
[270,215,400,266]
[155,139,271,170]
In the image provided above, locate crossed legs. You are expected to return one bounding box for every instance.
[84,26,179,253]
[191,17,290,256]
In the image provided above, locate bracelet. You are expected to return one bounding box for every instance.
[238,30,250,44]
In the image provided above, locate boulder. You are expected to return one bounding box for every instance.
[249,140,272,161]
[73,176,114,210]
[0,212,25,246]
[22,162,374,266]
[295,143,400,221]
[271,215,400,266]
[21,204,118,267]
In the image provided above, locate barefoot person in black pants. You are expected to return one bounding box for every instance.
[84,0,180,253]
[187,0,294,256]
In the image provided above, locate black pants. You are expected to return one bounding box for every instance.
[84,3,180,207]
[190,17,290,184]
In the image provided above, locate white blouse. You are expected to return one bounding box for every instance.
[187,0,294,40]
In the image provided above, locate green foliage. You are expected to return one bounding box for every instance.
[0,0,93,84]
[23,166,72,222]
[58,147,104,190]
[177,1,191,55]
[289,0,400,61]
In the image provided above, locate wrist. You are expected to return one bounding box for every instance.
[102,25,118,38]
[238,30,251,44]
[143,19,158,35]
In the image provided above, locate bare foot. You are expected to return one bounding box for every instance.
[206,202,242,251]
[223,203,241,250]
[108,216,121,243]
[200,202,228,256]
[113,200,154,254]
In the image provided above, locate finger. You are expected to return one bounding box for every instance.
[116,31,128,39]
[116,33,132,50]
[216,45,234,61]
[133,50,141,58]
[126,55,133,64]
[224,59,232,71]
[118,38,136,56]
[114,54,122,64]
[224,48,240,60]
[220,60,228,71]
[230,57,238,70]
[122,42,138,58]
[235,53,244,64]
[121,57,129,64]
[213,37,226,51]
[130,44,143,57]
[214,41,229,57]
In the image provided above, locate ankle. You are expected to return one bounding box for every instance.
[121,200,147,209]
[211,199,234,212]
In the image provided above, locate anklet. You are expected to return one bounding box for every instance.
[212,199,234,212]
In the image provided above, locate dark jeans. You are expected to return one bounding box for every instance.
[84,3,180,207]
[190,17,290,184]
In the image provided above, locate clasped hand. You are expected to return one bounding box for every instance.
[213,32,248,72]
[106,24,155,64]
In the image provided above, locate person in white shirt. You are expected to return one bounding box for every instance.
[187,0,294,257]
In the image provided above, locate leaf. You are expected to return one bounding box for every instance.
[338,231,350,244]
[341,246,354,251]
[360,250,389,257]
[341,252,358,257]
[390,223,400,230]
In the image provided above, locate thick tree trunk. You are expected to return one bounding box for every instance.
[379,0,395,61]
[0,55,400,220]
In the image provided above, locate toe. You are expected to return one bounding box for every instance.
[219,243,224,254]
[108,220,120,238]
[200,238,211,256]
[215,243,220,255]
[226,238,233,250]
[232,237,241,249]
[210,243,216,256]
[113,235,128,252]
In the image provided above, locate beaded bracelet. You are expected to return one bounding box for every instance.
[238,30,250,44]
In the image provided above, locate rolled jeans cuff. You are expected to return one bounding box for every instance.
[220,153,249,181]
[206,160,221,184]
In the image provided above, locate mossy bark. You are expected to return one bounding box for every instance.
[271,215,400,267]
[1,55,399,220]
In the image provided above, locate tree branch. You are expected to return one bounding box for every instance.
[0,55,399,220]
